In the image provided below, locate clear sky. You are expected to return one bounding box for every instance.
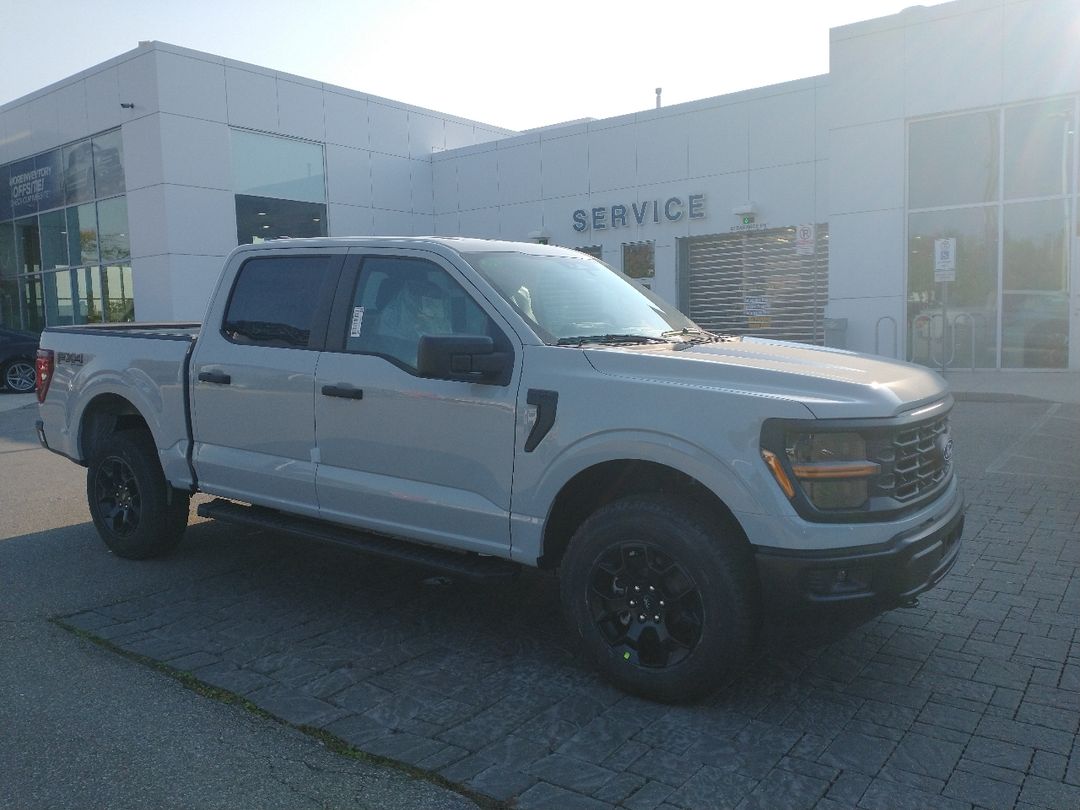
[1,0,949,131]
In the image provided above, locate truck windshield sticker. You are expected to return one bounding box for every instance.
[349,306,365,338]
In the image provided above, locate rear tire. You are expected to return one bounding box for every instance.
[86,430,190,559]
[560,495,758,703]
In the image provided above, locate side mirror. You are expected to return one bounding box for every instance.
[416,335,512,384]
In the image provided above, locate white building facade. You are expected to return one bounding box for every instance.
[2,0,1078,371]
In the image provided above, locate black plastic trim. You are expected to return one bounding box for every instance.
[181,339,199,492]
[35,418,81,464]
[524,389,558,452]
[322,384,364,400]
[755,492,964,611]
[42,324,200,340]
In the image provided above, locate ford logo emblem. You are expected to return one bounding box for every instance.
[936,434,954,465]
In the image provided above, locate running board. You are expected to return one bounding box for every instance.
[196,499,519,583]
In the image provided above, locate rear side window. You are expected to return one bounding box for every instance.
[223,256,333,348]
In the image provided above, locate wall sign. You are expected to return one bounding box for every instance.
[573,193,705,232]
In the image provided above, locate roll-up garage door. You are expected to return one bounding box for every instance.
[683,225,829,345]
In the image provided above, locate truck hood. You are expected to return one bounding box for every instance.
[584,337,950,419]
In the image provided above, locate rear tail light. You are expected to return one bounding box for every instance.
[36,349,54,404]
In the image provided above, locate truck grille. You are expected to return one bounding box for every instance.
[871,414,952,504]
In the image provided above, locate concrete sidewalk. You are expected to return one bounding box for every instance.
[944,370,1080,405]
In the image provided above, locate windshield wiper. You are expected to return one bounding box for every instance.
[555,333,672,347]
[662,327,738,349]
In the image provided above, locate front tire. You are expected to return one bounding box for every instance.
[86,430,190,559]
[560,495,759,703]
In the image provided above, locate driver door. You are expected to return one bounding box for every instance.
[314,251,520,554]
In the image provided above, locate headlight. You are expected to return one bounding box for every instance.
[762,431,880,510]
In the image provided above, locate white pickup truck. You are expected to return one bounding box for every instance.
[35,237,963,701]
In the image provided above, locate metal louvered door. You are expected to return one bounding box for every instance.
[684,225,829,345]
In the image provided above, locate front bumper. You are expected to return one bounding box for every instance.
[755,492,964,611]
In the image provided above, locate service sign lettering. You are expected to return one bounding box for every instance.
[573,194,706,232]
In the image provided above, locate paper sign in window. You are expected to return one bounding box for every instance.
[349,306,365,337]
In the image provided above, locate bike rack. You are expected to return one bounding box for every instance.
[875,316,898,358]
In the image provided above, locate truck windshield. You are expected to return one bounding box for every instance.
[462,251,701,345]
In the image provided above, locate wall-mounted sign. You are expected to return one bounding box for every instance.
[730,222,767,233]
[573,193,705,232]
[795,224,816,255]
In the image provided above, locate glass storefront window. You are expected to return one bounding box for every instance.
[63,140,95,205]
[231,130,326,203]
[0,224,15,279]
[68,203,99,266]
[92,130,125,198]
[76,266,105,323]
[0,128,128,331]
[907,207,999,369]
[1003,199,1068,292]
[14,217,40,275]
[1004,100,1075,200]
[20,274,44,332]
[909,111,999,208]
[103,265,135,322]
[97,197,130,262]
[234,194,327,245]
[39,210,69,271]
[43,269,76,326]
[1002,292,1068,369]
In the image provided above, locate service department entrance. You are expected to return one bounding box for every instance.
[678,226,830,345]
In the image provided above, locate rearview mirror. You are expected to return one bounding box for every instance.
[416,335,512,384]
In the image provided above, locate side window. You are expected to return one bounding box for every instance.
[345,257,496,370]
[222,256,333,348]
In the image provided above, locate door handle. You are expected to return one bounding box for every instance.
[321,384,364,400]
[198,371,231,385]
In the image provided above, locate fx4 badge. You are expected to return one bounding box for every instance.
[57,352,85,366]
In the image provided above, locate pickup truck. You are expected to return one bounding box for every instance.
[36,237,963,702]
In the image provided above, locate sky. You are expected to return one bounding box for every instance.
[0,0,949,131]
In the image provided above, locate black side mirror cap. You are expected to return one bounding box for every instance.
[417,335,512,385]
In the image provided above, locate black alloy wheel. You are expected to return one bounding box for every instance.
[560,495,759,702]
[86,429,190,559]
[588,542,704,669]
[93,455,143,538]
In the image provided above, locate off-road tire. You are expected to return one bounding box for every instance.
[86,429,190,559]
[560,494,759,703]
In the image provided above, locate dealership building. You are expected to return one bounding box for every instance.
[1,0,1077,370]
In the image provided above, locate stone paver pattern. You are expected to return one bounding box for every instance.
[60,403,1080,809]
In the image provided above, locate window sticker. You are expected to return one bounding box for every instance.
[349,306,365,337]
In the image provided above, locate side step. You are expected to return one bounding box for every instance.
[196,499,519,583]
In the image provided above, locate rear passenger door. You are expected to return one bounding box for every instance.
[191,250,343,515]
[314,250,520,555]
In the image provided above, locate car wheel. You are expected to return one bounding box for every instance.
[560,495,759,703]
[2,359,36,393]
[86,429,190,559]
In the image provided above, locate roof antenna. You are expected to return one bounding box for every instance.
[655,87,662,109]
